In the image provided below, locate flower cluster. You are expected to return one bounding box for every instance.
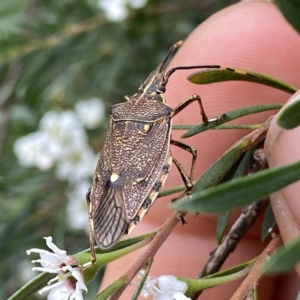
[13,98,105,230]
[14,99,104,176]
[98,0,147,21]
[138,271,191,300]
[27,236,87,300]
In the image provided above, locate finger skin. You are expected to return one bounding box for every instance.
[100,2,300,299]
[265,90,300,278]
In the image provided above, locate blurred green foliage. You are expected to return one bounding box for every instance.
[0,0,238,299]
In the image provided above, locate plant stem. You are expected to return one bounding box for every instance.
[109,212,182,299]
[230,235,282,300]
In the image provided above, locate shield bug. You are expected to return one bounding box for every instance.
[86,41,258,262]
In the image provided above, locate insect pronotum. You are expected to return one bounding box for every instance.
[86,41,258,263]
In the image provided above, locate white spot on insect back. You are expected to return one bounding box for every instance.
[143,124,150,132]
[110,173,119,182]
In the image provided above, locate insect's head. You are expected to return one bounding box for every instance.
[137,41,183,96]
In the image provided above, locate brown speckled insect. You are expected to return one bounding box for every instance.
[86,41,253,262]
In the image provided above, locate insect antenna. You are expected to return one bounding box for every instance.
[164,64,261,83]
[157,40,183,73]
[164,64,222,82]
[160,42,261,84]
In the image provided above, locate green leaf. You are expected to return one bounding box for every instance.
[216,148,254,243]
[173,124,263,131]
[94,276,125,300]
[7,272,53,300]
[77,236,153,283]
[158,183,186,198]
[216,210,231,244]
[203,258,255,278]
[131,261,152,300]
[276,93,300,129]
[172,160,300,213]
[182,104,282,138]
[193,145,246,192]
[261,202,276,241]
[254,287,259,300]
[78,231,156,256]
[179,259,254,296]
[0,0,26,36]
[187,68,297,94]
[96,231,156,254]
[274,0,300,34]
[263,237,300,274]
[192,123,267,193]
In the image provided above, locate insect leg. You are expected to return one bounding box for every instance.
[171,139,196,181]
[172,157,191,224]
[86,188,97,264]
[173,94,227,124]
[172,156,193,194]
[173,94,208,123]
[171,141,198,224]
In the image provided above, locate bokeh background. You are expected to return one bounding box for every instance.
[0,0,238,298]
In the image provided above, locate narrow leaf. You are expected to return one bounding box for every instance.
[254,287,259,300]
[79,237,152,283]
[172,160,300,213]
[203,259,255,278]
[216,210,231,244]
[276,93,300,129]
[193,121,269,193]
[263,237,300,274]
[193,145,246,192]
[7,272,53,300]
[188,68,297,94]
[182,104,282,138]
[179,261,252,296]
[131,260,152,300]
[158,183,186,198]
[274,0,300,34]
[94,276,125,300]
[97,231,156,253]
[261,202,276,241]
[216,148,254,243]
[173,124,263,130]
[79,231,156,254]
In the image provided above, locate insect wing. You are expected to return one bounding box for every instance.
[92,183,128,249]
[90,120,129,249]
[121,120,171,220]
[91,119,172,249]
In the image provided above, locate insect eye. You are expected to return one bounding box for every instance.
[156,85,166,93]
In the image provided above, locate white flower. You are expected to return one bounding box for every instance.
[138,271,190,300]
[13,131,56,170]
[27,236,87,300]
[40,110,87,149]
[157,275,188,296]
[39,110,97,183]
[98,0,147,21]
[75,98,105,129]
[55,141,97,183]
[13,110,92,174]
